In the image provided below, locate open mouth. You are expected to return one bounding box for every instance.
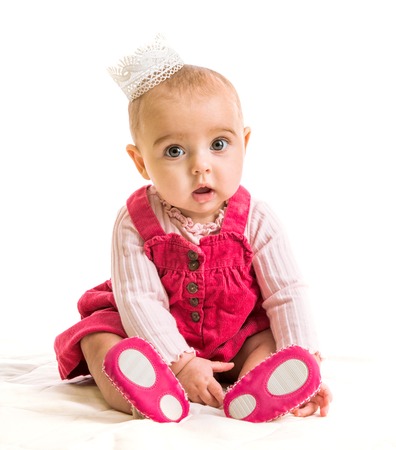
[193,187,212,194]
[192,186,214,203]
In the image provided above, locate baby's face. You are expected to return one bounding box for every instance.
[132,85,250,224]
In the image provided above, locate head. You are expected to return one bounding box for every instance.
[126,65,251,223]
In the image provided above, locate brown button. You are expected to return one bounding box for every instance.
[187,250,199,261]
[186,282,198,294]
[188,260,200,271]
[189,297,199,307]
[191,312,200,322]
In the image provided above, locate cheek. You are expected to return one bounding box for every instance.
[142,159,163,182]
[148,166,182,191]
[230,160,245,187]
[223,156,244,177]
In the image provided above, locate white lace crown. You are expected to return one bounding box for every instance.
[107,34,184,101]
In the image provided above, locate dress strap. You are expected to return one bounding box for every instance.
[220,185,251,234]
[126,185,166,241]
[127,185,250,240]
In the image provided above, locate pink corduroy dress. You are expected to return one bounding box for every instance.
[54,185,269,379]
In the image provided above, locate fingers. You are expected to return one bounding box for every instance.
[292,383,333,417]
[319,403,331,417]
[176,357,230,408]
[292,401,319,417]
[320,383,333,404]
[210,361,235,373]
[199,361,232,407]
[317,383,333,416]
[193,379,224,408]
[208,378,226,406]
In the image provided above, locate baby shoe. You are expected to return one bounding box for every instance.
[103,337,190,423]
[223,345,321,422]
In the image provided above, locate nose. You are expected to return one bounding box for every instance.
[190,151,211,175]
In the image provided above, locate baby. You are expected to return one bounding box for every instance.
[55,34,332,423]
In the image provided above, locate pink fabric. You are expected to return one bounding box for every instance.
[54,186,270,379]
[223,345,321,422]
[54,280,127,379]
[103,337,190,422]
[127,185,269,361]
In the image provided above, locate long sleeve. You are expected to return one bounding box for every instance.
[111,206,194,364]
[248,199,320,354]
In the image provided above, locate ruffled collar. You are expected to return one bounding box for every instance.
[152,186,226,237]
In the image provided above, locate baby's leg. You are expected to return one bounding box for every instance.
[227,329,276,381]
[81,332,132,414]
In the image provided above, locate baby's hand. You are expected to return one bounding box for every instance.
[176,357,234,408]
[292,382,333,417]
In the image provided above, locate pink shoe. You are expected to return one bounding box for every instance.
[103,337,190,423]
[223,346,321,422]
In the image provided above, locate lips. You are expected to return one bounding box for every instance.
[193,187,212,194]
[192,186,215,203]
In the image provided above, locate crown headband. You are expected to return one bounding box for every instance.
[108,34,184,101]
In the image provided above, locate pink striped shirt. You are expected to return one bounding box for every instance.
[111,186,320,364]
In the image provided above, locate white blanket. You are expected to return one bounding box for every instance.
[1,346,394,450]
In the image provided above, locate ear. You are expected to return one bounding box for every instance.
[243,127,251,153]
[126,144,150,180]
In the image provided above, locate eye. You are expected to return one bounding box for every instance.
[211,139,228,152]
[165,146,185,158]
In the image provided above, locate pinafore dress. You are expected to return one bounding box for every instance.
[127,185,270,361]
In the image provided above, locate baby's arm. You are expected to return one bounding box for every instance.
[250,201,320,353]
[249,200,332,416]
[111,207,194,363]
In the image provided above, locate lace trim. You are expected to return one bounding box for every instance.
[108,34,184,101]
[152,187,226,237]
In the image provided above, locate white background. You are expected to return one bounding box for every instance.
[0,0,395,359]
